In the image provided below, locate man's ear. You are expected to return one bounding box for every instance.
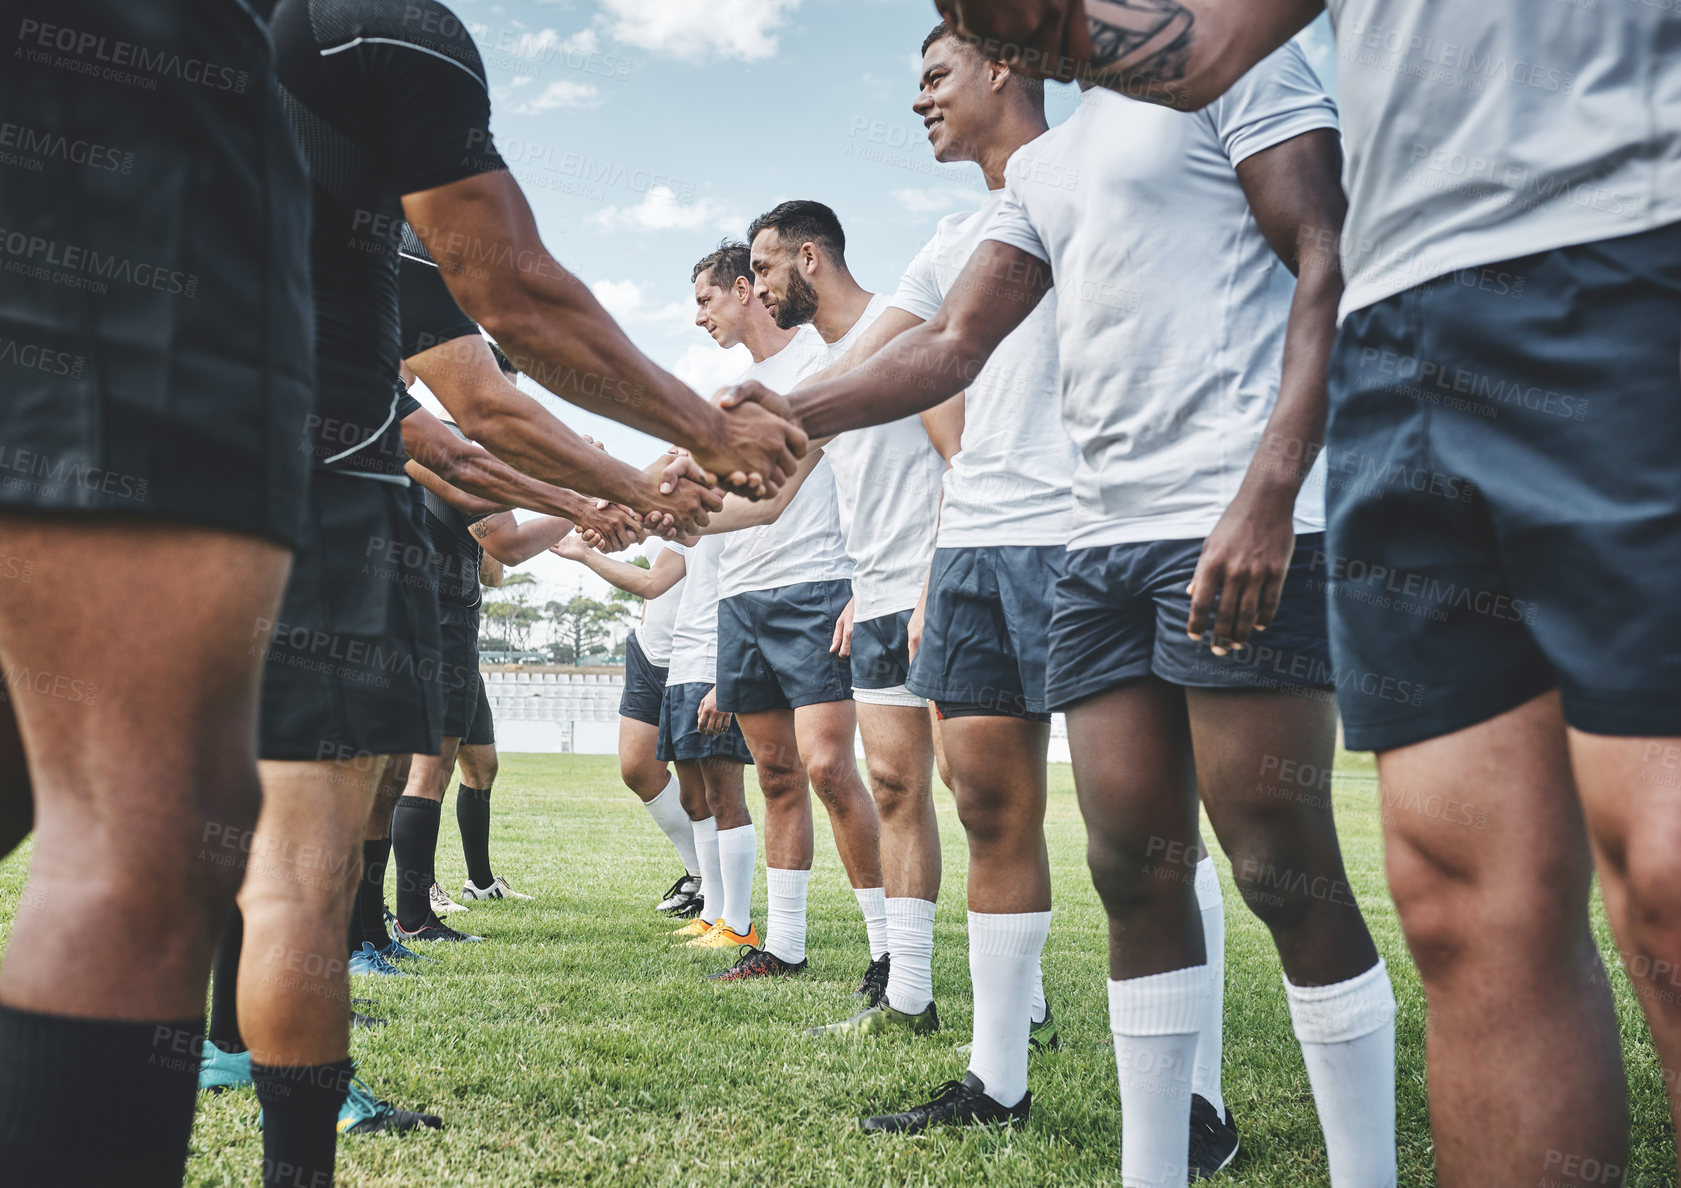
[734,275,753,305]
[801,242,819,274]
[990,59,1013,93]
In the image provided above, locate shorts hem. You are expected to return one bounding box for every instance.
[853,685,928,708]
[1340,679,1556,753]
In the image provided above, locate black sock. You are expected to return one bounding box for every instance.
[356,838,392,951]
[208,908,246,1054]
[456,784,494,889]
[252,1058,354,1188]
[0,1005,203,1186]
[391,795,440,931]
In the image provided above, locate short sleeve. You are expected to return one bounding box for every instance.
[395,386,423,420]
[399,228,479,358]
[661,540,688,559]
[981,172,1051,265]
[888,235,946,322]
[1207,40,1339,169]
[377,4,507,196]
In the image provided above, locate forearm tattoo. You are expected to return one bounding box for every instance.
[1084,0,1196,85]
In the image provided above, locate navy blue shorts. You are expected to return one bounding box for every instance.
[1326,222,1681,751]
[1046,534,1334,711]
[909,546,1062,720]
[618,631,669,727]
[851,610,912,689]
[715,580,853,714]
[462,673,494,747]
[657,682,754,765]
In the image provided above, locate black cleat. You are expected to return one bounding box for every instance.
[708,946,808,981]
[352,1010,386,1029]
[855,953,891,1006]
[393,913,484,943]
[339,1078,443,1134]
[657,873,702,914]
[861,1072,1030,1134]
[1187,1093,1240,1180]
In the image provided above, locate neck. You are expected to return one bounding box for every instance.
[812,274,874,344]
[972,105,1051,190]
[740,318,797,365]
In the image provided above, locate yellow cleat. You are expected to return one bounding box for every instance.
[687,921,760,949]
[671,918,713,938]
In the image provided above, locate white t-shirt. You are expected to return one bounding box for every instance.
[633,537,685,666]
[982,43,1335,551]
[717,327,853,600]
[820,293,946,621]
[663,535,724,687]
[1328,0,1681,319]
[890,191,1075,548]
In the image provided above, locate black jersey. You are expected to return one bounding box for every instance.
[400,224,480,360]
[421,477,489,612]
[271,0,505,479]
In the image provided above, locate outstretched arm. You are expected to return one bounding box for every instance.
[404,333,720,533]
[403,171,806,496]
[1185,127,1345,651]
[726,240,1048,440]
[937,0,1322,111]
[474,513,579,567]
[551,535,688,600]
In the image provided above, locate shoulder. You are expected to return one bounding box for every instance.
[306,0,490,87]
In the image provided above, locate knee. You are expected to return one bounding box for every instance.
[756,763,807,805]
[1619,840,1681,954]
[621,757,668,798]
[804,752,860,801]
[1081,825,1160,910]
[866,763,924,823]
[1225,839,1323,936]
[465,757,498,789]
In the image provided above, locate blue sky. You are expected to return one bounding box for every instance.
[441,0,1337,599]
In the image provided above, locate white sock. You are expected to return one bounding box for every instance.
[1192,855,1226,1115]
[967,910,1052,1109]
[1030,955,1048,1024]
[715,824,757,935]
[1285,959,1398,1188]
[884,898,936,1014]
[691,817,720,925]
[1109,964,1211,1188]
[854,885,888,960]
[764,867,810,964]
[643,775,698,874]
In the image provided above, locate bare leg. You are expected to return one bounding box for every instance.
[1384,693,1624,1185]
[618,717,669,803]
[943,715,1050,915]
[929,703,953,792]
[855,702,939,901]
[673,759,708,821]
[736,708,814,872]
[793,699,883,890]
[0,516,289,1017]
[456,743,497,792]
[702,757,751,831]
[367,753,408,843]
[237,757,387,1065]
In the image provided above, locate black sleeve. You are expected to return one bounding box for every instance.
[399,229,480,358]
[395,386,423,420]
[374,2,507,197]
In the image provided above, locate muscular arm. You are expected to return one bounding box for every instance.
[766,241,1050,440]
[404,456,505,517]
[403,332,719,529]
[474,512,577,567]
[699,449,827,535]
[938,0,1321,110]
[1185,127,1346,647]
[400,404,583,519]
[553,539,688,600]
[480,552,505,589]
[402,171,805,495]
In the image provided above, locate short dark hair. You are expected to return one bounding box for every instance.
[746,200,846,264]
[691,239,752,290]
[489,340,518,378]
[920,20,1045,109]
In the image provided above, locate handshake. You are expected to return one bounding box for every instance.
[573,381,804,553]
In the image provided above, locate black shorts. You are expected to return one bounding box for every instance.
[461,673,495,747]
[656,682,754,765]
[438,606,481,740]
[619,632,669,727]
[909,546,1062,720]
[258,472,444,761]
[1046,534,1334,712]
[0,0,314,547]
[715,580,853,714]
[1326,222,1681,751]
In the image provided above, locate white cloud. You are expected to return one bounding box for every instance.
[671,341,751,399]
[589,278,693,328]
[893,186,980,215]
[596,0,801,62]
[497,78,604,114]
[591,184,741,234]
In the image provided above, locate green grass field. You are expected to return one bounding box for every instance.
[0,751,1674,1185]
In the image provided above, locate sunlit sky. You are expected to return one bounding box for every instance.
[430,0,1337,610]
